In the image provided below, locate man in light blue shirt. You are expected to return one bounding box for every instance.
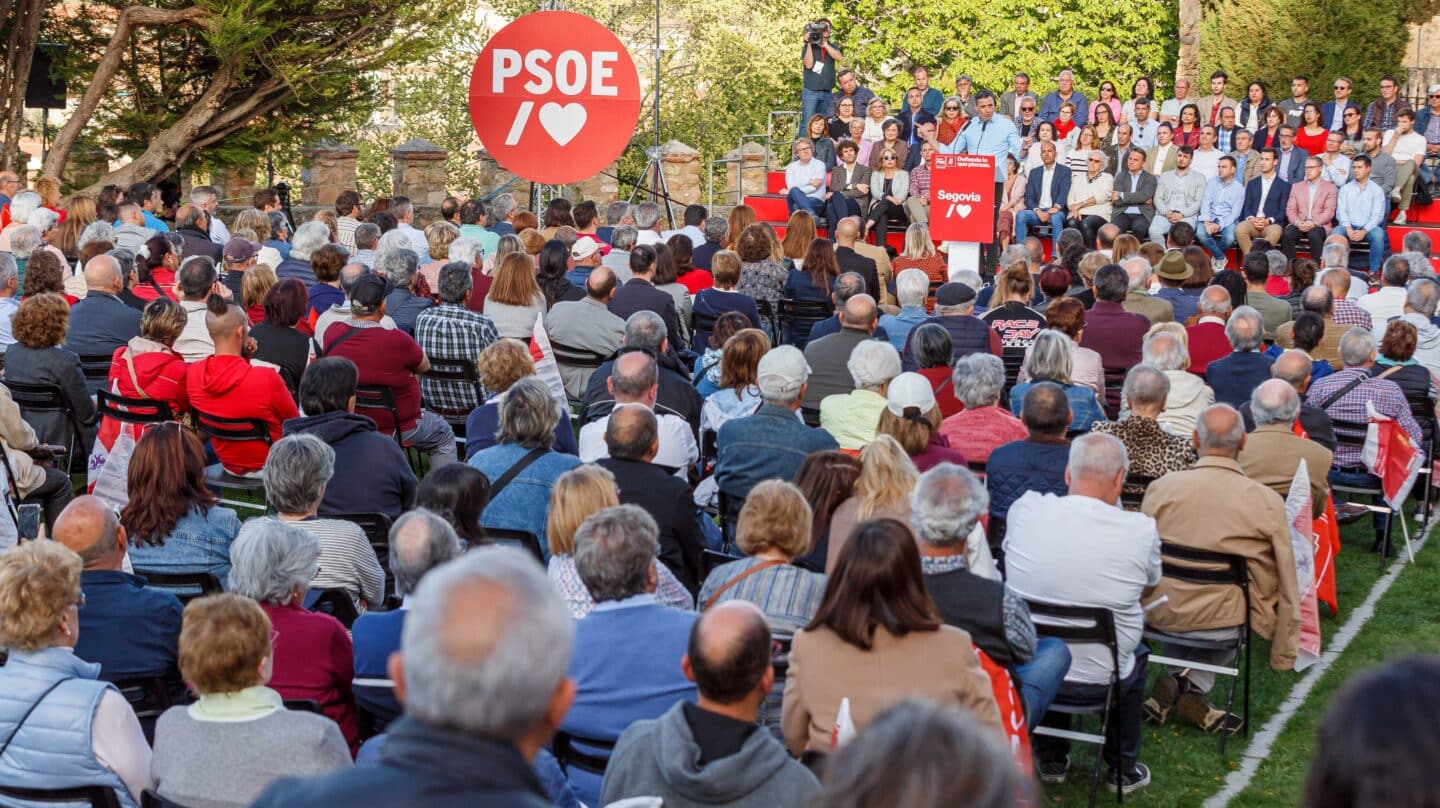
[1194,155,1246,265]
[1335,154,1387,272]
[1038,69,1089,125]
[1130,98,1160,150]
[128,181,170,233]
[784,139,828,217]
[929,90,1021,273]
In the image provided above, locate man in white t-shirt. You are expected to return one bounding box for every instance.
[578,351,697,478]
[1003,432,1161,795]
[1385,109,1427,224]
[1189,125,1223,180]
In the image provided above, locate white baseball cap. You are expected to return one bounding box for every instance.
[886,372,937,418]
[757,346,811,398]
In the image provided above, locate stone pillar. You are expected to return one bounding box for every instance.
[726,142,773,205]
[212,164,257,206]
[576,160,620,204]
[301,141,359,207]
[659,141,701,211]
[62,148,110,191]
[390,138,449,206]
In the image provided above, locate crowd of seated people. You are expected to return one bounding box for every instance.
[0,145,1433,808]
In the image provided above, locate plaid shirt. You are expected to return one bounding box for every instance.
[1331,296,1373,331]
[910,162,932,199]
[1305,367,1423,469]
[414,304,498,414]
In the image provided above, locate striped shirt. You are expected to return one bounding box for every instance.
[296,518,385,609]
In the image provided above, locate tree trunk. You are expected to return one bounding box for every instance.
[40,5,212,179]
[0,0,45,171]
[1176,0,1201,92]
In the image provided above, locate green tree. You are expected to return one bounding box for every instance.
[36,0,462,196]
[827,0,1177,106]
[1198,0,1435,101]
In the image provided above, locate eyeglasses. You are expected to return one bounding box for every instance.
[73,591,86,611]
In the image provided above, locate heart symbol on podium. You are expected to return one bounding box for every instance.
[956,204,972,219]
[539,102,587,146]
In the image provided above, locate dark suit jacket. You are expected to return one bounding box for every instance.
[1240,175,1292,225]
[1276,148,1309,184]
[1239,401,1338,451]
[898,107,937,143]
[177,226,223,264]
[690,241,721,271]
[834,246,879,299]
[1322,100,1361,130]
[829,163,874,215]
[1206,351,1276,407]
[1112,168,1158,219]
[597,457,704,592]
[64,292,142,381]
[1023,164,1073,214]
[608,278,684,351]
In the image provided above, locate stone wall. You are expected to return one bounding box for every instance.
[301,142,358,207]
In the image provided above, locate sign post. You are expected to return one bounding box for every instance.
[467,12,642,185]
[929,153,996,278]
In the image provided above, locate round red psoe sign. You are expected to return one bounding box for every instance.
[468,11,642,185]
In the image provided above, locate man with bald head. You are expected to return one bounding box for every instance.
[804,271,891,346]
[1318,267,1372,330]
[1238,378,1333,514]
[580,351,698,475]
[803,291,881,410]
[831,216,880,299]
[601,600,820,806]
[1275,285,1343,366]
[1141,404,1299,735]
[595,403,704,591]
[55,496,183,685]
[65,254,143,392]
[185,298,298,474]
[1239,348,1337,450]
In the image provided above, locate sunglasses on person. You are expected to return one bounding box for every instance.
[1022,105,1035,111]
[882,154,897,161]
[944,105,959,111]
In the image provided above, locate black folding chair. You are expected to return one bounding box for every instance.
[698,429,718,476]
[551,730,618,777]
[133,570,223,604]
[0,784,121,807]
[702,548,743,580]
[283,698,324,714]
[95,390,174,425]
[4,379,87,464]
[77,354,115,394]
[354,384,404,444]
[142,789,189,808]
[551,343,615,408]
[190,409,271,514]
[716,490,745,552]
[1398,385,1437,521]
[799,405,821,428]
[1143,541,1251,755]
[486,526,546,564]
[1329,418,1406,568]
[1119,474,1157,511]
[754,299,779,344]
[1026,599,1122,807]
[332,512,395,597]
[112,675,187,744]
[422,358,482,455]
[778,298,835,349]
[308,588,359,629]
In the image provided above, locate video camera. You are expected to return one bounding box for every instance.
[805,20,829,44]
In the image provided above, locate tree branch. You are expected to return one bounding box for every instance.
[41,5,213,178]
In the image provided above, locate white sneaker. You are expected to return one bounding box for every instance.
[1394,212,1408,225]
[1212,256,1227,271]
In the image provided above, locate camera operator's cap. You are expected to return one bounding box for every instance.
[757,346,812,397]
[1156,249,1193,281]
[934,282,976,306]
[349,273,389,310]
[571,238,600,261]
[886,372,936,418]
[222,237,257,264]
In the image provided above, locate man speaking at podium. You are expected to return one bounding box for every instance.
[926,89,1021,276]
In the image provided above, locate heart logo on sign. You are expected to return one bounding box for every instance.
[539,102,587,146]
[956,204,972,218]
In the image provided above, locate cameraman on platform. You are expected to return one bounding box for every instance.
[801,19,844,135]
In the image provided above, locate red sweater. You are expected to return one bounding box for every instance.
[261,602,358,754]
[185,354,298,473]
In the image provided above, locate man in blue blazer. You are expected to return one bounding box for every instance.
[1234,148,1291,253]
[1321,77,1361,129]
[1205,307,1276,407]
[1014,140,1071,256]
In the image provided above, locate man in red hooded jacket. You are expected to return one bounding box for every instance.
[186,296,298,474]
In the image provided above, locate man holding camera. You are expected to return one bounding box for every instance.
[801,19,843,135]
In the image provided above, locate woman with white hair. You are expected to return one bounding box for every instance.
[1007,330,1108,432]
[229,517,359,753]
[819,339,902,450]
[274,220,330,286]
[938,352,1028,462]
[0,190,41,251]
[879,268,932,352]
[1135,325,1214,437]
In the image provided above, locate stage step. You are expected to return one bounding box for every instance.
[766,171,786,195]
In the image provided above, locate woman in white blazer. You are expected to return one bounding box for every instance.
[863,145,909,246]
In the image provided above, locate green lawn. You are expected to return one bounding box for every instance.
[1043,506,1440,807]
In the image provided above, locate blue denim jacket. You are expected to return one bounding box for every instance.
[1009,381,1108,433]
[714,404,839,499]
[468,443,582,554]
[126,504,242,588]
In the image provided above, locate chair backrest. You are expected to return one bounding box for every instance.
[799,404,821,428]
[550,342,612,370]
[486,527,545,563]
[190,409,272,445]
[142,788,189,808]
[77,355,114,386]
[702,549,743,580]
[282,698,324,714]
[422,358,484,416]
[133,570,223,604]
[1023,597,1120,685]
[1158,541,1248,594]
[0,784,121,807]
[332,512,395,594]
[112,676,184,725]
[308,588,360,628]
[353,384,402,438]
[779,298,835,348]
[96,390,175,426]
[1119,474,1157,509]
[5,380,86,447]
[699,429,718,473]
[551,730,617,776]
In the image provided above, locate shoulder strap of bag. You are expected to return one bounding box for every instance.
[487,446,550,499]
[318,324,361,357]
[704,558,789,610]
[122,350,148,399]
[1316,371,1371,411]
[1375,364,1405,381]
[0,678,73,759]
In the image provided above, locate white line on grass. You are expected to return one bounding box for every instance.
[1204,515,1434,807]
